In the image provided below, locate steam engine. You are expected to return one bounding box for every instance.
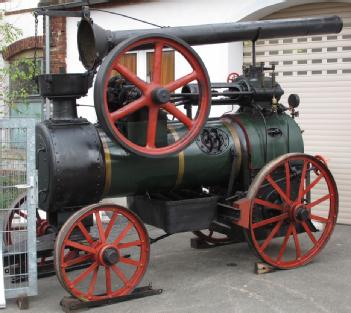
[32,12,341,302]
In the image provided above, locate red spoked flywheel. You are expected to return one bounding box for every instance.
[245,153,338,269]
[54,203,149,301]
[94,33,211,157]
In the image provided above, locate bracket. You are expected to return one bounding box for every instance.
[34,5,90,19]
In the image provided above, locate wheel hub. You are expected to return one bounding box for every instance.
[288,203,310,223]
[98,245,120,266]
[295,206,309,221]
[151,87,170,104]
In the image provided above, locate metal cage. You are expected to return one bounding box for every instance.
[0,118,38,300]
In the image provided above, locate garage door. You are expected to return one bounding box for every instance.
[243,2,351,224]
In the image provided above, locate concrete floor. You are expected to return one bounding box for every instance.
[3,224,351,313]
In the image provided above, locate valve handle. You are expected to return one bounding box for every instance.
[227,72,240,83]
[94,33,211,157]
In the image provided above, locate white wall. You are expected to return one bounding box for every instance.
[0,0,39,11]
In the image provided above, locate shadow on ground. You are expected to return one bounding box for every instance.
[4,225,351,313]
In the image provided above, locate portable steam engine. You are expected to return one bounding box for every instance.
[6,9,342,306]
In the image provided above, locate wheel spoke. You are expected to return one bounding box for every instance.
[252,213,288,229]
[259,220,284,252]
[310,214,329,223]
[285,161,291,199]
[87,266,99,297]
[118,240,142,249]
[17,210,28,219]
[77,222,94,244]
[111,264,128,285]
[105,267,112,295]
[297,160,308,203]
[165,71,198,92]
[71,262,98,287]
[277,223,293,262]
[146,106,159,148]
[62,253,93,268]
[64,250,78,262]
[162,102,193,129]
[105,211,119,240]
[65,240,96,254]
[95,211,106,242]
[113,63,148,92]
[303,173,323,197]
[266,175,291,204]
[254,198,283,211]
[113,222,133,245]
[119,257,139,267]
[301,221,317,244]
[306,194,330,209]
[292,225,302,259]
[110,96,147,121]
[152,42,163,84]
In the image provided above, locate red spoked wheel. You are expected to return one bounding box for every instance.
[227,72,240,83]
[3,193,51,246]
[245,153,338,269]
[54,203,150,301]
[94,33,211,157]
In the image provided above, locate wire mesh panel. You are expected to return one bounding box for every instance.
[0,118,37,298]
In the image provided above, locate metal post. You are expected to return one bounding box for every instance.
[0,221,6,308]
[25,121,38,297]
[252,40,256,67]
[44,15,51,119]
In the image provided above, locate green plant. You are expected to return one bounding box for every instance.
[0,10,39,114]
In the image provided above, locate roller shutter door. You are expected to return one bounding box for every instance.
[243,3,351,224]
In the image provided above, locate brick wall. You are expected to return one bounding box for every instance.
[50,16,67,74]
[2,36,44,61]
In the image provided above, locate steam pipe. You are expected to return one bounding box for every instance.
[77,15,343,70]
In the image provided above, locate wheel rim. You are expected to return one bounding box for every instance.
[94,33,211,157]
[246,153,338,269]
[55,203,149,301]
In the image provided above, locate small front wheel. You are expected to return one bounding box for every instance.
[55,203,150,301]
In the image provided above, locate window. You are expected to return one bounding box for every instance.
[9,58,42,95]
[146,50,175,85]
[111,53,137,78]
[8,49,43,119]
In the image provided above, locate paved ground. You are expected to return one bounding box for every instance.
[4,224,351,313]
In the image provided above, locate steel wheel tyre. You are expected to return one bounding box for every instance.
[245,153,338,269]
[55,203,150,301]
[94,33,211,157]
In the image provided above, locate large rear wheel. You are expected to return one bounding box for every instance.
[245,153,338,269]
